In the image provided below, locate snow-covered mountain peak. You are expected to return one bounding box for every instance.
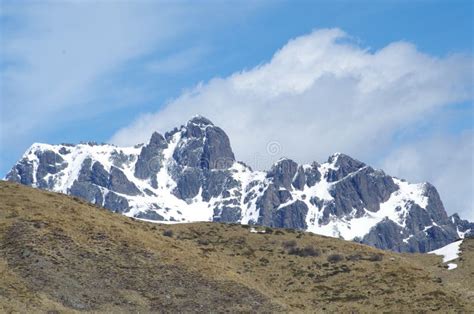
[187,115,215,127]
[5,117,472,253]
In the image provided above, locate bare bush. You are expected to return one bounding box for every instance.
[327,253,344,263]
[288,245,321,257]
[282,240,297,249]
[163,230,173,237]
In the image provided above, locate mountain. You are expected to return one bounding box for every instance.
[5,116,472,253]
[1,181,473,312]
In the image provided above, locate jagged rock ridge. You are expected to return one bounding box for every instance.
[5,116,472,252]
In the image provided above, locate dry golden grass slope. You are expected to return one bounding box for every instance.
[0,181,473,313]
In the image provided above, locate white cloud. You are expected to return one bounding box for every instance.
[111,28,471,162]
[111,28,472,218]
[382,132,474,220]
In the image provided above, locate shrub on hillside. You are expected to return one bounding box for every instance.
[163,230,173,237]
[282,240,297,250]
[346,254,362,261]
[197,239,210,246]
[367,253,383,262]
[288,245,321,257]
[327,253,344,263]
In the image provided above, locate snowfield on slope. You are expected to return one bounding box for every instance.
[429,239,463,270]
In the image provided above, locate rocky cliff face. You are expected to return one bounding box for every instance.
[5,116,471,253]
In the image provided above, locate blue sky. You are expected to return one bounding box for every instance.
[0,0,473,219]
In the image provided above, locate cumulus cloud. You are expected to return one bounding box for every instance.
[111,28,471,163]
[382,132,474,220]
[111,28,472,218]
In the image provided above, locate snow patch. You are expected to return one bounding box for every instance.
[447,263,457,270]
[457,227,471,239]
[250,227,266,234]
[429,239,462,263]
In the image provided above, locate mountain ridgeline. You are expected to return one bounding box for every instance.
[5,116,473,253]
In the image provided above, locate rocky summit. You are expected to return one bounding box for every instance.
[5,116,473,253]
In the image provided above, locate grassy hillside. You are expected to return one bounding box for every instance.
[0,181,472,312]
